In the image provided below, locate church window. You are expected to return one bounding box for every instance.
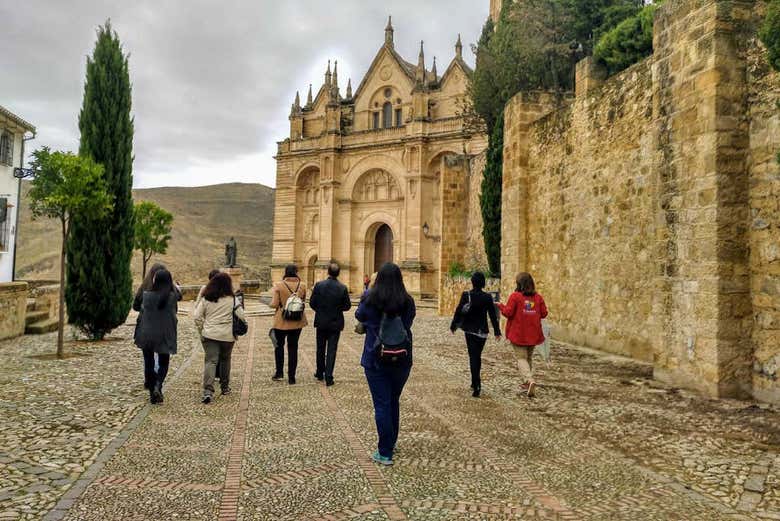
[395,109,403,127]
[372,112,380,129]
[384,88,392,98]
[382,102,393,129]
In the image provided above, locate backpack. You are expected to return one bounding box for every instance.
[377,313,411,364]
[282,281,305,321]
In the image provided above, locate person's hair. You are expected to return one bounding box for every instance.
[366,262,412,315]
[284,264,299,279]
[516,272,536,296]
[471,271,486,290]
[151,268,174,309]
[135,263,167,301]
[203,272,234,302]
[327,262,340,278]
[208,269,220,280]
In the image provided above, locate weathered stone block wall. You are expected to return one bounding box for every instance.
[31,284,61,321]
[465,151,490,272]
[439,275,501,317]
[504,61,657,362]
[747,28,780,404]
[502,0,777,402]
[0,282,28,341]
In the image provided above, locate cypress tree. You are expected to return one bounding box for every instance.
[66,21,134,339]
[480,112,504,277]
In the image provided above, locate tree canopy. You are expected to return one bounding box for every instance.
[134,201,174,276]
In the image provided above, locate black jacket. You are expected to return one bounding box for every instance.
[310,277,352,331]
[135,291,178,354]
[450,289,501,337]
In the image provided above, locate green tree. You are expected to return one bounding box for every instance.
[760,0,780,72]
[66,21,135,340]
[480,112,505,277]
[134,201,174,276]
[28,148,113,358]
[593,2,661,76]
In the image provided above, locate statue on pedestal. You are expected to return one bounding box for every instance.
[225,237,237,268]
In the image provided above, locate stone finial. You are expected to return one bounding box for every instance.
[430,56,438,84]
[332,60,339,88]
[346,78,353,99]
[325,59,332,86]
[416,41,425,83]
[290,91,302,116]
[385,16,394,47]
[306,84,313,107]
[455,34,463,59]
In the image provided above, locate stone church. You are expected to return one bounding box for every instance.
[271,18,486,297]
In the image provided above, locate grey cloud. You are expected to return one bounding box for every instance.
[1,1,489,188]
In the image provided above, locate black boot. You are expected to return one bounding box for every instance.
[152,383,163,404]
[472,384,481,398]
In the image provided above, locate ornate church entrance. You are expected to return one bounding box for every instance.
[374,224,394,273]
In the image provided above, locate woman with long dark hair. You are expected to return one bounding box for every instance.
[194,272,245,404]
[355,262,416,466]
[450,271,501,397]
[134,268,179,404]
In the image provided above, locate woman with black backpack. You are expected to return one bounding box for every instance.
[450,272,502,397]
[193,272,246,404]
[269,265,307,384]
[355,262,416,466]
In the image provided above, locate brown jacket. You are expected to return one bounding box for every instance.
[270,277,308,330]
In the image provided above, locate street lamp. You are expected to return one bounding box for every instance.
[13,167,34,179]
[422,222,440,242]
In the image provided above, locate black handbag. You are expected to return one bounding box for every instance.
[232,297,248,337]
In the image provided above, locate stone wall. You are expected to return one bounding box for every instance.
[0,282,28,341]
[30,284,61,321]
[501,0,778,403]
[747,22,780,404]
[465,151,490,272]
[439,275,501,317]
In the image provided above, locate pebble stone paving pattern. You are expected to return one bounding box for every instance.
[1,308,778,520]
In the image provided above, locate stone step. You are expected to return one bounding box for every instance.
[26,318,60,335]
[26,299,36,312]
[25,310,49,327]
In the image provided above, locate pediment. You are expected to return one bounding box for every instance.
[352,46,416,108]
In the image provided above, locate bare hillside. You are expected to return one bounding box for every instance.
[15,182,275,284]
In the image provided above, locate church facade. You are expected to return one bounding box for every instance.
[271,19,487,297]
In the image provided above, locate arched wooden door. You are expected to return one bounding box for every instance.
[374,224,394,273]
[307,255,318,288]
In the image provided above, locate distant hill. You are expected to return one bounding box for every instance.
[16,182,275,285]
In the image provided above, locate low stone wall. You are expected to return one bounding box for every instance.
[31,284,62,320]
[438,275,501,317]
[0,282,28,341]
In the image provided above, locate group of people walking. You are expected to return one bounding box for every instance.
[133,260,547,467]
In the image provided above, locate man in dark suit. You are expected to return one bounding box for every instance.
[309,261,352,386]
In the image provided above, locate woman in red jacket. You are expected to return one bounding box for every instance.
[498,273,548,397]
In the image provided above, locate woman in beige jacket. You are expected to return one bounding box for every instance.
[194,272,246,403]
[270,265,307,384]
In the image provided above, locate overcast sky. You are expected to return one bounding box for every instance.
[1,1,488,189]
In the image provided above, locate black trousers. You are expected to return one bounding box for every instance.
[465,334,487,389]
[142,349,170,390]
[315,328,341,382]
[274,329,302,378]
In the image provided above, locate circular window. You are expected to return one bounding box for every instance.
[384,88,392,98]
[396,98,402,105]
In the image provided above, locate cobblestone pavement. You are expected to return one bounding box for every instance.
[1,310,778,520]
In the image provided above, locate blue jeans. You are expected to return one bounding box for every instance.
[364,364,411,459]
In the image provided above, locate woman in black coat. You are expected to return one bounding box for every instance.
[450,272,501,397]
[134,268,179,404]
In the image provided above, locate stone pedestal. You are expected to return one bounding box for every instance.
[221,267,243,293]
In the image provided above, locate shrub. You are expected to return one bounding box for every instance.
[594,2,660,76]
[760,0,780,72]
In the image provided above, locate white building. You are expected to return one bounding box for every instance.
[0,105,36,282]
